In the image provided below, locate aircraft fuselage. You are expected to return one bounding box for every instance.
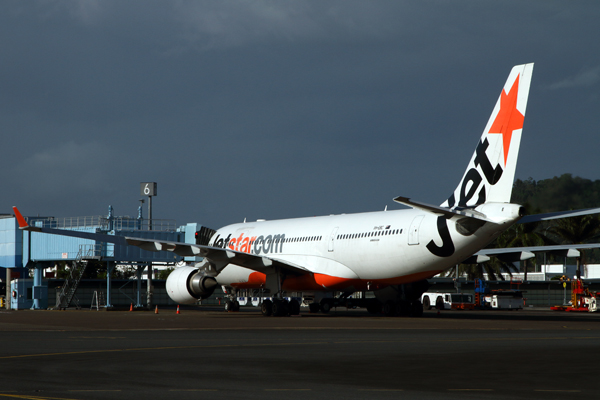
[212,207,516,292]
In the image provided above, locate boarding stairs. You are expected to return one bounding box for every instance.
[54,244,103,310]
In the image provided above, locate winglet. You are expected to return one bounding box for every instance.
[12,206,29,229]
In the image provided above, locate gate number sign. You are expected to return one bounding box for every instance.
[141,182,157,197]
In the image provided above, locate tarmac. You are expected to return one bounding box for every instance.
[1,306,599,400]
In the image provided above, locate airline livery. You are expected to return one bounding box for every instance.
[14,63,600,316]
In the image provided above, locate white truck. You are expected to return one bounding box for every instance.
[421,292,475,310]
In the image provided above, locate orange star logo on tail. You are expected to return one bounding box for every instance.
[488,74,524,165]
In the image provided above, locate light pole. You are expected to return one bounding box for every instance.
[140,183,157,308]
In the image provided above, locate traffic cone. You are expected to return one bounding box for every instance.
[155,305,158,314]
[129,303,133,312]
[176,305,180,314]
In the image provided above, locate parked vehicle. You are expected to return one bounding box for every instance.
[421,292,475,310]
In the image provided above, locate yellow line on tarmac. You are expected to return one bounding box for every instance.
[68,337,125,339]
[68,390,121,392]
[0,341,329,360]
[0,394,79,400]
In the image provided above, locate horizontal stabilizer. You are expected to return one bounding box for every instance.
[393,197,491,222]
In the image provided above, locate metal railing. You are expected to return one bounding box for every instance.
[112,218,177,232]
[27,216,177,232]
[78,243,113,259]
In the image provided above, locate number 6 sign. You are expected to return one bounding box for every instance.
[141,182,157,197]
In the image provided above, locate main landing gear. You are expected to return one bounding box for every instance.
[381,299,423,317]
[306,281,428,317]
[308,296,423,317]
[224,299,240,312]
[260,298,301,317]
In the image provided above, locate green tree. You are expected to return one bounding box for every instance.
[448,259,518,281]
[446,231,518,281]
[512,174,600,213]
[55,261,70,279]
[156,267,174,280]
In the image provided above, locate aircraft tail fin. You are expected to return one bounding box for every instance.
[442,63,534,208]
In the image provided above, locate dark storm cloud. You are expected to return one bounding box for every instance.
[2,1,600,228]
[545,66,600,90]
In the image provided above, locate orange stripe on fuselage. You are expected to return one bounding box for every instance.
[229,270,442,291]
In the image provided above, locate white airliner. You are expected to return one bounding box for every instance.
[13,63,600,316]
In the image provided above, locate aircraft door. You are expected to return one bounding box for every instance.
[328,227,339,252]
[408,215,424,245]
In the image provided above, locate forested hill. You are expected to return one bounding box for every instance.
[511,174,600,213]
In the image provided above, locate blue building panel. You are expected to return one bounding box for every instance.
[0,217,22,268]
[26,227,98,262]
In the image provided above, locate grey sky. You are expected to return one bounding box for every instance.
[2,1,599,229]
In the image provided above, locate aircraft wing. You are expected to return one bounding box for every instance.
[13,206,310,277]
[471,243,600,263]
[126,237,310,276]
[518,207,600,224]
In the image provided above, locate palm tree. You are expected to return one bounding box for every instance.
[450,260,518,281]
[549,215,600,279]
[446,221,552,282]
[444,231,519,281]
[502,221,552,281]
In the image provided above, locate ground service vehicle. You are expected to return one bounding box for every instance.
[422,293,475,310]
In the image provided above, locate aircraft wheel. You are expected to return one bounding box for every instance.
[232,300,240,312]
[288,299,301,315]
[272,299,288,317]
[423,296,431,310]
[261,299,273,316]
[320,301,331,314]
[397,300,411,316]
[436,296,444,310]
[366,300,381,314]
[383,301,396,316]
[224,300,233,312]
[410,300,424,317]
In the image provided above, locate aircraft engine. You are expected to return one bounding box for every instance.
[166,266,218,304]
